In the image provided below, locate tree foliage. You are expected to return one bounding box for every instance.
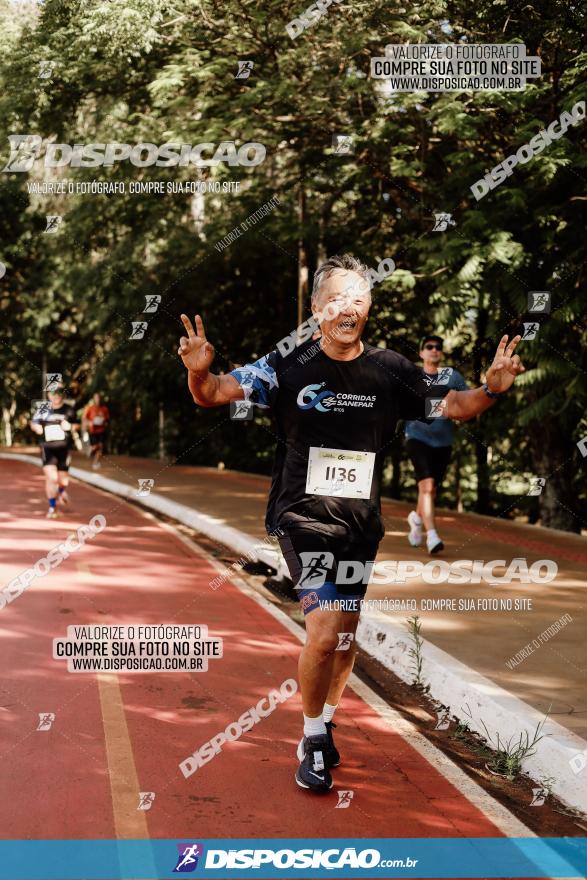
[0,0,585,530]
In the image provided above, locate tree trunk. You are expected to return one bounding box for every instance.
[296,186,308,329]
[158,403,166,461]
[41,351,47,399]
[2,400,15,446]
[317,211,327,266]
[473,294,490,514]
[531,422,580,533]
[454,446,463,512]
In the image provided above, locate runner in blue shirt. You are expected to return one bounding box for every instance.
[405,335,468,553]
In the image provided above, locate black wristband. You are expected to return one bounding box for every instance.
[482,383,506,400]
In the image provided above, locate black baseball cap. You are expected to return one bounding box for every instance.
[420,334,444,350]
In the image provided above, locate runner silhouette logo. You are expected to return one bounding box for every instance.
[530,787,548,807]
[528,291,551,313]
[425,398,447,419]
[432,212,455,232]
[44,215,62,233]
[336,790,354,808]
[230,400,254,421]
[37,712,55,731]
[2,134,42,172]
[298,551,334,588]
[45,373,62,392]
[137,792,155,811]
[143,295,161,313]
[235,60,254,79]
[173,843,204,872]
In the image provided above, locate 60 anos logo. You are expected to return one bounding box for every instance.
[297,383,336,412]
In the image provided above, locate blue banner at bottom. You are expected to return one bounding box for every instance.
[0,837,585,879]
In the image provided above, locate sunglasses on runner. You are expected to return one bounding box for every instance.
[423,343,442,351]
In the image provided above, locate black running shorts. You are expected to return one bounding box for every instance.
[406,438,452,487]
[278,526,379,615]
[41,446,71,471]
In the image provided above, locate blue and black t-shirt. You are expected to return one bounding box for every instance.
[231,339,449,541]
[31,402,77,449]
[405,367,467,448]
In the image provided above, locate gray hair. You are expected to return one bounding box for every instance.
[311,253,372,308]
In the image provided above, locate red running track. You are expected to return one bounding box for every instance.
[0,460,520,844]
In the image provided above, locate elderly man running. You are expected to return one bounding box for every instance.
[178,254,525,793]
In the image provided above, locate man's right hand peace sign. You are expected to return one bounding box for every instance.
[178,314,215,375]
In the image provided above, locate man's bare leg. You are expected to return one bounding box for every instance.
[417,477,443,552]
[416,477,436,532]
[325,610,360,706]
[57,469,70,506]
[298,609,342,718]
[43,465,59,517]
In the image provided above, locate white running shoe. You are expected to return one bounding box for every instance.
[407,511,422,547]
[426,530,444,554]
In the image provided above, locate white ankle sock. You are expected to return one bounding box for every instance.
[411,511,422,524]
[322,702,337,724]
[304,713,327,737]
[427,528,440,546]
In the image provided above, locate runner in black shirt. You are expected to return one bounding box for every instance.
[178,254,525,793]
[30,385,80,518]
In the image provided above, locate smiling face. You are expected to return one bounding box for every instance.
[312,269,371,347]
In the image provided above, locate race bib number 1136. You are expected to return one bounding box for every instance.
[305,447,375,499]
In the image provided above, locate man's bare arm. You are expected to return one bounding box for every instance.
[187,369,244,407]
[178,313,244,407]
[444,386,494,421]
[444,334,524,421]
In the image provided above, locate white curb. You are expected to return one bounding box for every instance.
[358,611,587,814]
[4,451,586,814]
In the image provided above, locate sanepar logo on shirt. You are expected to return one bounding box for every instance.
[297,383,376,412]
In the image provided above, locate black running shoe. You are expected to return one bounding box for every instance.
[297,726,339,770]
[295,734,333,792]
[325,721,340,767]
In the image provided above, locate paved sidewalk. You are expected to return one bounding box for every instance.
[7,448,586,741]
[0,459,527,843]
[80,451,587,736]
